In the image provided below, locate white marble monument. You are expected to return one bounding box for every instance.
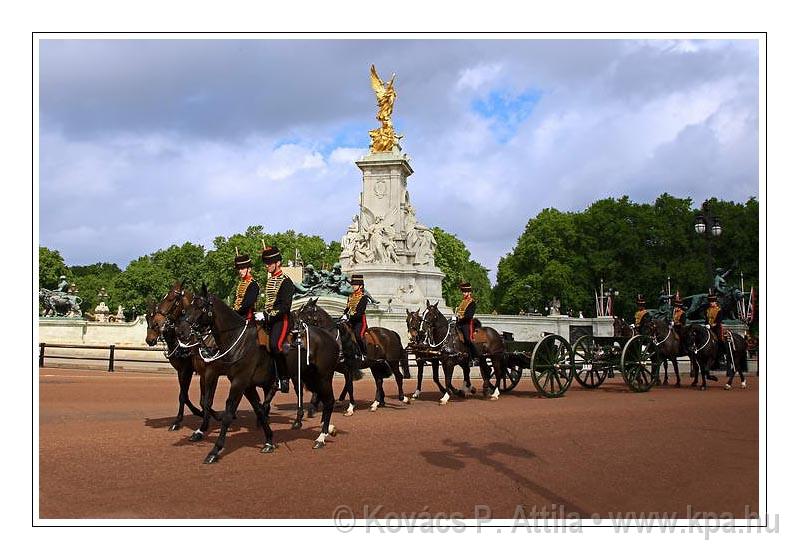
[339,149,446,310]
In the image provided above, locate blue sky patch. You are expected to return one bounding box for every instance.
[471,89,542,143]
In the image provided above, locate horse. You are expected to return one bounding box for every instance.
[684,324,721,390]
[294,298,363,416]
[296,298,410,412]
[179,285,340,462]
[644,318,686,387]
[613,316,633,338]
[405,309,473,400]
[418,300,506,404]
[143,280,220,432]
[719,330,749,390]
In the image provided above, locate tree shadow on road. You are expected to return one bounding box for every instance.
[420,438,589,517]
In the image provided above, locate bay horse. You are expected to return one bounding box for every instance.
[405,309,474,400]
[294,298,363,416]
[179,286,340,462]
[144,280,220,431]
[418,301,506,404]
[297,298,410,412]
[685,324,722,390]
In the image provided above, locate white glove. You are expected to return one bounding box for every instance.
[451,315,457,322]
[340,313,348,321]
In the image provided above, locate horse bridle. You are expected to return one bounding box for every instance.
[152,288,186,335]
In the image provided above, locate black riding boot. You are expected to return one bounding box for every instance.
[275,353,290,393]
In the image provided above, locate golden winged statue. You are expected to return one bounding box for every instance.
[368,64,402,153]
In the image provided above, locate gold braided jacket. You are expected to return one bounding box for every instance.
[233,277,252,310]
[456,297,473,320]
[264,274,286,311]
[347,292,364,315]
[634,309,647,327]
[706,305,720,325]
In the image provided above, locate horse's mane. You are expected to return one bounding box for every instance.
[209,294,246,327]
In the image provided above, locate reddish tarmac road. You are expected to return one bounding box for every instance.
[38,367,758,519]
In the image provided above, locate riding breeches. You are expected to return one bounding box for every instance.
[458,322,478,358]
[267,315,290,354]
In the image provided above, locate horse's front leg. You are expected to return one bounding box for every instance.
[203,379,246,464]
[169,362,194,431]
[411,358,425,399]
[391,361,410,405]
[291,375,305,430]
[441,360,458,405]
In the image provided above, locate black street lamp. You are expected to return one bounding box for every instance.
[694,200,722,285]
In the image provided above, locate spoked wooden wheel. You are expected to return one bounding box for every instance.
[499,355,524,393]
[572,335,608,388]
[530,334,574,398]
[621,335,658,392]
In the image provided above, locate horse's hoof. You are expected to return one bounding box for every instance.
[370,401,379,412]
[203,453,219,464]
[189,430,204,442]
[439,393,450,405]
[470,386,477,395]
[291,421,302,430]
[402,396,411,404]
[724,384,732,391]
[313,440,326,450]
[741,381,747,389]
[411,390,421,400]
[329,426,337,437]
[168,423,181,431]
[261,443,276,453]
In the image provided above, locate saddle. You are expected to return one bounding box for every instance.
[256,324,293,353]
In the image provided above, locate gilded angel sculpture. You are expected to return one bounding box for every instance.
[370,64,397,125]
[368,65,402,153]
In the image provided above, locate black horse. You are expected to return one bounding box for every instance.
[405,309,473,400]
[294,298,363,416]
[685,324,724,390]
[297,298,410,412]
[178,286,341,462]
[144,281,220,431]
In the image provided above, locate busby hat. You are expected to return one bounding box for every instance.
[636,294,646,305]
[459,282,473,292]
[349,274,364,286]
[673,291,683,305]
[707,289,718,303]
[261,245,282,265]
[233,247,252,269]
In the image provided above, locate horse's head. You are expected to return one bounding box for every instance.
[296,297,331,327]
[150,280,192,336]
[420,300,446,340]
[144,301,161,346]
[175,284,213,344]
[406,308,423,344]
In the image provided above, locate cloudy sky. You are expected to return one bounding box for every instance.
[38,38,759,281]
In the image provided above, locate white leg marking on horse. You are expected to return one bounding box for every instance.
[402,396,410,404]
[328,423,336,436]
[370,400,380,411]
[193,429,203,435]
[345,403,355,416]
[439,392,450,405]
[412,389,421,399]
[741,380,747,389]
[315,432,327,443]
[724,384,732,391]
[490,387,500,400]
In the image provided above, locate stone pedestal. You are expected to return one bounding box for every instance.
[340,150,447,311]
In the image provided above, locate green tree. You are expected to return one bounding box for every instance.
[39,246,69,290]
[431,227,493,313]
[69,262,122,312]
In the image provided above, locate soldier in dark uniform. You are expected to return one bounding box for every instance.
[344,274,368,358]
[456,282,479,364]
[634,294,649,334]
[233,252,259,320]
[262,246,295,393]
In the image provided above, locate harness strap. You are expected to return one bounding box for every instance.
[201,320,250,363]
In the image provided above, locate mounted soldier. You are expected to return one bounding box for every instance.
[706,289,725,363]
[455,282,479,364]
[232,249,259,320]
[343,274,369,358]
[262,245,295,393]
[672,291,688,354]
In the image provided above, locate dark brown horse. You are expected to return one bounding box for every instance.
[418,301,506,404]
[405,309,474,400]
[297,298,410,412]
[144,281,220,431]
[294,298,363,416]
[179,286,341,462]
[685,324,721,390]
[644,319,686,387]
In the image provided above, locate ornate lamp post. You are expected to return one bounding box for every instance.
[694,200,722,285]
